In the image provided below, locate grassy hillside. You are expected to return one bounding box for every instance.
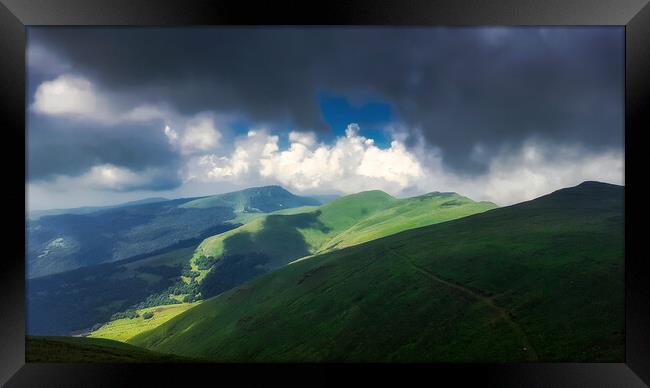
[190,190,496,299]
[26,336,196,363]
[131,182,624,362]
[89,302,202,342]
[81,190,492,341]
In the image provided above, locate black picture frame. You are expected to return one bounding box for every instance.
[1,1,648,386]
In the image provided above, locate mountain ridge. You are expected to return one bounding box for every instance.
[26,186,325,278]
[169,189,496,305]
[86,188,496,341]
[130,181,624,362]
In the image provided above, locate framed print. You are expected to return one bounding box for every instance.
[1,0,649,386]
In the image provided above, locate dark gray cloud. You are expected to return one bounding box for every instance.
[27,116,182,190]
[28,26,623,176]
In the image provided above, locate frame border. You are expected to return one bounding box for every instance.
[1,1,648,386]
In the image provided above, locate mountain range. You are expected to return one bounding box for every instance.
[27,186,492,336]
[26,182,624,363]
[129,181,624,362]
[26,186,323,278]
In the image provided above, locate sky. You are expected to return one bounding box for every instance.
[26,27,624,210]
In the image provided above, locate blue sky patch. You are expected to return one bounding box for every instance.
[318,93,393,148]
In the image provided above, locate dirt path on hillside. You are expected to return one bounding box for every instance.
[387,248,539,361]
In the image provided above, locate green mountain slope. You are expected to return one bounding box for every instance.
[190,190,497,298]
[26,336,197,363]
[130,181,624,362]
[88,191,491,342]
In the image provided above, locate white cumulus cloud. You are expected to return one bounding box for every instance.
[32,74,172,126]
[182,124,623,205]
[31,74,230,160]
[31,163,179,194]
[80,164,148,191]
[186,124,425,195]
[288,131,317,148]
[164,125,179,143]
[179,116,221,155]
[32,74,99,118]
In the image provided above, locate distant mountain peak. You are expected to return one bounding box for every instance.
[421,191,458,197]
[574,181,621,189]
[335,190,394,201]
[235,185,300,197]
[513,180,624,212]
[245,185,288,192]
[553,181,623,196]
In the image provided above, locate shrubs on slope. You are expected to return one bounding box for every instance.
[110,310,140,321]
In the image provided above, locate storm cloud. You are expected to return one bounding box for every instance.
[29,27,623,172]
[26,27,624,209]
[27,115,182,189]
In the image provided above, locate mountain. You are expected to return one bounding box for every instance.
[26,186,319,278]
[84,189,494,342]
[27,197,169,220]
[26,186,337,335]
[26,198,234,278]
[179,185,320,211]
[187,190,496,300]
[130,182,624,362]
